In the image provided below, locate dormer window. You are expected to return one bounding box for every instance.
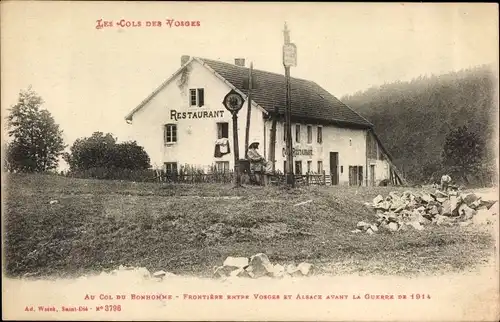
[189,88,205,107]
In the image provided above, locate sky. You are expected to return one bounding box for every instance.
[1,2,498,160]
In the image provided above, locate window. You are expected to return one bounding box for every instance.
[217,122,229,139]
[307,125,312,144]
[341,165,344,174]
[307,160,312,173]
[317,161,323,173]
[216,161,230,173]
[164,162,178,174]
[317,126,323,144]
[164,124,177,144]
[283,124,286,142]
[295,124,301,143]
[189,88,205,107]
[284,160,287,173]
[295,161,302,175]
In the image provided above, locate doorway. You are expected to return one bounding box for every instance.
[329,152,339,185]
[370,164,375,186]
[349,166,363,186]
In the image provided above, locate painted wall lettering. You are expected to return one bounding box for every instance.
[282,147,313,157]
[170,109,225,121]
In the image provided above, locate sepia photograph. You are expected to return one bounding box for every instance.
[1,2,499,321]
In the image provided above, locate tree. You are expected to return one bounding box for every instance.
[64,132,150,171]
[442,125,484,184]
[6,87,65,172]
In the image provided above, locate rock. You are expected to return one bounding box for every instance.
[373,195,384,205]
[230,267,252,278]
[459,221,472,227]
[297,262,314,276]
[246,253,274,278]
[416,206,426,212]
[214,266,235,278]
[470,198,482,209]
[351,229,362,234]
[285,264,303,277]
[462,193,479,206]
[370,224,378,232]
[434,215,454,226]
[450,196,459,214]
[436,197,447,204]
[223,256,249,268]
[488,201,499,215]
[435,190,448,198]
[49,200,59,205]
[407,221,424,231]
[387,222,399,231]
[366,228,375,235]
[153,270,168,278]
[356,221,371,230]
[441,200,452,216]
[271,264,285,278]
[420,193,434,203]
[429,206,440,216]
[458,204,476,221]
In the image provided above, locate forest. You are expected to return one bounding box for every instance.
[342,65,497,185]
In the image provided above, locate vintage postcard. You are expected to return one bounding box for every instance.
[1,1,499,321]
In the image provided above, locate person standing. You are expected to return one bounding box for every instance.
[440,174,452,192]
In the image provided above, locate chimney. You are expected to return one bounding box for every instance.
[234,58,245,67]
[181,55,190,66]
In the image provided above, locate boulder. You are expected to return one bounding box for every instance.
[271,264,285,278]
[223,256,249,268]
[420,193,434,203]
[246,253,274,278]
[441,200,452,216]
[286,264,303,277]
[386,222,399,231]
[297,262,314,276]
[449,196,459,214]
[458,204,476,221]
[461,193,479,206]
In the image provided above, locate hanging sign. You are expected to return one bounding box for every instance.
[283,43,297,67]
[222,90,244,115]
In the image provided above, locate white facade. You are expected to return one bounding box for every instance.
[126,58,394,186]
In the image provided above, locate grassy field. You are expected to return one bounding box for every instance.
[3,173,496,278]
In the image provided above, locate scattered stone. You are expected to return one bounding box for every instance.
[357,221,371,230]
[49,200,59,205]
[271,264,285,278]
[420,193,434,203]
[153,270,168,278]
[407,221,424,231]
[230,267,252,278]
[370,224,378,232]
[459,221,472,227]
[387,222,399,231]
[366,228,375,235]
[351,229,362,234]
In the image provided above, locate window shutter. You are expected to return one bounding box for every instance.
[197,88,204,107]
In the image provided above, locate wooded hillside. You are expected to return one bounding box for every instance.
[342,65,497,184]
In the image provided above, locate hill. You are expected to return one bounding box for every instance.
[342,65,497,184]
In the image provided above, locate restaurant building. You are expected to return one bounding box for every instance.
[125,56,404,186]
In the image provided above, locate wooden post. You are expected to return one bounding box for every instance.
[323,170,326,185]
[269,105,278,173]
[283,23,295,188]
[232,113,242,187]
[244,62,253,159]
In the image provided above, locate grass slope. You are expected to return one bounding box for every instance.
[3,174,495,278]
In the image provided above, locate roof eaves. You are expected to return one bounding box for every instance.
[125,57,196,122]
[195,57,269,115]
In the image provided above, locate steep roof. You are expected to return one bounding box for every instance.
[197,57,373,128]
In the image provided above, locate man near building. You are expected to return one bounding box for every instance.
[440,174,452,192]
[247,141,272,184]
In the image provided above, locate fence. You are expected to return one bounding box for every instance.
[154,169,328,186]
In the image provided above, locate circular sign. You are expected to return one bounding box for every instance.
[222,90,244,114]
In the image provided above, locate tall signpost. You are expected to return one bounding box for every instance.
[244,62,254,159]
[223,90,245,188]
[283,22,297,188]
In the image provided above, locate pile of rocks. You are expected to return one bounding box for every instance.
[354,190,498,234]
[213,253,314,279]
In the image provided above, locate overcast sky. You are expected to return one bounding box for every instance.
[2,2,498,153]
